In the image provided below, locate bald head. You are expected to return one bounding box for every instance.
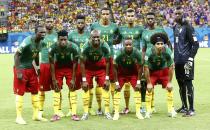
[91,30,101,48]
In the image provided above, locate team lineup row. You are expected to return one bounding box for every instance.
[13,7,199,124]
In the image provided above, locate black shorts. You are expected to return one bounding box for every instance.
[175,63,194,80]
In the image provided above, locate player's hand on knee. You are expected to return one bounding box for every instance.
[103,80,110,91]
[166,82,173,92]
[69,79,76,91]
[53,80,60,92]
[147,83,153,92]
[115,81,121,92]
[135,80,142,91]
[184,58,193,70]
[82,81,88,92]
[16,69,23,80]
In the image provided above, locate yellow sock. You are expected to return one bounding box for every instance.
[83,90,90,113]
[124,83,130,108]
[89,88,93,110]
[146,91,152,113]
[114,91,120,114]
[70,91,77,115]
[68,91,72,113]
[53,91,60,115]
[134,91,141,114]
[96,86,102,110]
[31,94,39,119]
[151,90,155,108]
[16,95,23,118]
[102,88,110,113]
[38,91,45,111]
[110,83,116,107]
[59,92,62,111]
[167,91,174,113]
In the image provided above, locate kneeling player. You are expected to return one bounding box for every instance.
[144,33,176,118]
[113,38,144,120]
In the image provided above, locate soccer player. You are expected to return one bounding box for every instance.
[90,7,118,115]
[49,30,80,121]
[141,12,172,113]
[68,15,91,117]
[38,16,60,119]
[113,38,144,120]
[144,33,176,118]
[118,8,144,114]
[174,7,199,116]
[14,25,46,125]
[80,30,112,120]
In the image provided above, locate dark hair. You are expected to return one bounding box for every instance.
[100,7,110,13]
[146,12,155,16]
[126,8,135,13]
[150,33,169,45]
[35,25,45,33]
[176,6,182,10]
[57,30,68,37]
[76,14,85,20]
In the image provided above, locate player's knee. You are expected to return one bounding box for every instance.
[147,88,153,93]
[167,86,173,92]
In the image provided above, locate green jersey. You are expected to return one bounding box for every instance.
[82,41,110,62]
[118,25,144,50]
[68,30,90,52]
[144,46,173,71]
[49,42,79,66]
[91,22,118,56]
[41,31,57,63]
[142,27,166,51]
[114,47,143,68]
[17,36,43,69]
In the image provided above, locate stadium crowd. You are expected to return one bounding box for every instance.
[6,0,210,32]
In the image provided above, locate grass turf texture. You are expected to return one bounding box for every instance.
[0,48,210,130]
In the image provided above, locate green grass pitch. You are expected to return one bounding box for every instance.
[0,48,210,130]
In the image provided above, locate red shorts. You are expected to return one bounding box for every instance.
[39,63,52,91]
[85,58,106,88]
[150,68,169,88]
[55,67,73,89]
[109,57,115,82]
[118,75,138,89]
[13,67,39,96]
[75,64,82,90]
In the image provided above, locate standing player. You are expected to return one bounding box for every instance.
[90,7,118,115]
[144,33,176,118]
[113,38,144,120]
[174,7,199,116]
[49,30,80,121]
[38,17,60,119]
[68,15,91,116]
[14,25,46,124]
[80,30,112,120]
[141,12,172,113]
[118,8,144,114]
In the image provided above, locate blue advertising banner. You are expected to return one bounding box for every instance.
[0,27,210,54]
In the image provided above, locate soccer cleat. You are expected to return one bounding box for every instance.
[136,113,144,120]
[140,107,146,114]
[151,107,157,113]
[96,110,103,116]
[89,109,97,116]
[113,113,120,120]
[145,112,151,119]
[50,115,61,122]
[176,107,188,113]
[33,116,48,122]
[104,113,113,120]
[120,108,130,114]
[57,111,65,118]
[81,113,89,121]
[182,110,195,117]
[16,117,27,125]
[65,111,72,117]
[168,110,177,118]
[71,115,80,121]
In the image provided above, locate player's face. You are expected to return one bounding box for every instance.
[146,15,155,26]
[126,12,135,24]
[91,32,100,48]
[101,10,110,21]
[124,39,133,53]
[58,36,68,47]
[175,9,183,23]
[36,27,46,40]
[77,19,85,30]
[45,18,54,31]
[155,42,164,53]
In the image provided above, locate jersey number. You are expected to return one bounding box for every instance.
[102,35,109,42]
[47,42,53,48]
